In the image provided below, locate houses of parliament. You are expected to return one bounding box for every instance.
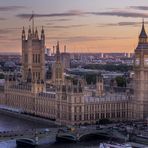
[0,20,148,126]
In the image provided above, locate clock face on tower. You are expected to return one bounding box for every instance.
[135,54,140,66]
[144,55,148,66]
[135,58,140,66]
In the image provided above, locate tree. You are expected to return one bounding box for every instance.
[85,74,97,84]
[83,64,133,72]
[46,65,52,79]
[98,119,112,125]
[0,73,4,79]
[115,76,126,87]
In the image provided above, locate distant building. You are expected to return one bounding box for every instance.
[52,41,64,85]
[45,48,51,56]
[61,45,70,69]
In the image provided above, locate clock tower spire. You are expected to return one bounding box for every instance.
[133,19,148,120]
[139,19,147,44]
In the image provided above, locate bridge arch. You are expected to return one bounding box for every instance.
[56,134,77,142]
[78,132,100,141]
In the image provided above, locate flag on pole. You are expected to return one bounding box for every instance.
[29,12,34,21]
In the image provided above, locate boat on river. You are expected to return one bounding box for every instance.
[99,143,132,148]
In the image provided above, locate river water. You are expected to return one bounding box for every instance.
[0,113,101,148]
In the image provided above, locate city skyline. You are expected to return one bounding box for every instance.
[0,0,148,53]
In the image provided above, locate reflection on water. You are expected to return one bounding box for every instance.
[0,140,100,148]
[0,140,16,148]
[0,114,54,132]
[46,141,100,148]
[0,113,100,148]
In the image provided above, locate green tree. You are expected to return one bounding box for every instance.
[115,76,126,87]
[0,73,4,79]
[85,74,97,84]
[46,65,52,79]
[98,119,112,124]
[83,64,133,72]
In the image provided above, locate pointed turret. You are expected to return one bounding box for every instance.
[35,27,38,39]
[57,41,60,52]
[96,73,104,97]
[22,26,26,40]
[52,41,64,84]
[28,26,32,39]
[56,41,60,62]
[64,45,66,53]
[53,46,55,55]
[41,26,45,40]
[139,19,147,44]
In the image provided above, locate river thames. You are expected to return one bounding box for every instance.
[0,113,100,148]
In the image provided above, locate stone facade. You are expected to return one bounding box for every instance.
[133,20,148,120]
[1,22,147,126]
[3,77,131,125]
[22,26,45,83]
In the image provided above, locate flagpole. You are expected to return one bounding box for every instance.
[32,11,34,35]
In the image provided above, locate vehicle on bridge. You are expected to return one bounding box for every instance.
[129,134,148,145]
[56,128,77,143]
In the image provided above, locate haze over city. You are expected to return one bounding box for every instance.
[0,0,148,53]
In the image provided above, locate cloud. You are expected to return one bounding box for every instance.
[46,24,87,29]
[0,35,20,42]
[0,35,7,39]
[0,28,21,35]
[0,6,26,11]
[0,39,19,42]
[47,18,72,22]
[129,6,148,11]
[47,36,131,42]
[0,29,14,34]
[16,10,85,19]
[0,18,6,21]
[45,19,71,25]
[46,23,54,26]
[90,11,148,18]
[17,9,148,20]
[98,21,148,27]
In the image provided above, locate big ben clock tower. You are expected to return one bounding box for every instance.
[133,20,148,120]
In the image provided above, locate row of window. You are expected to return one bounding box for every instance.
[6,94,56,115]
[72,111,127,122]
[85,103,127,112]
[33,72,40,80]
[33,54,40,63]
[83,111,127,121]
[36,105,55,114]
[24,54,41,64]
[6,94,34,110]
[74,106,82,113]
[38,93,56,98]
[74,114,82,121]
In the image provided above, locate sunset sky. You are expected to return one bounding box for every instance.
[0,0,148,53]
